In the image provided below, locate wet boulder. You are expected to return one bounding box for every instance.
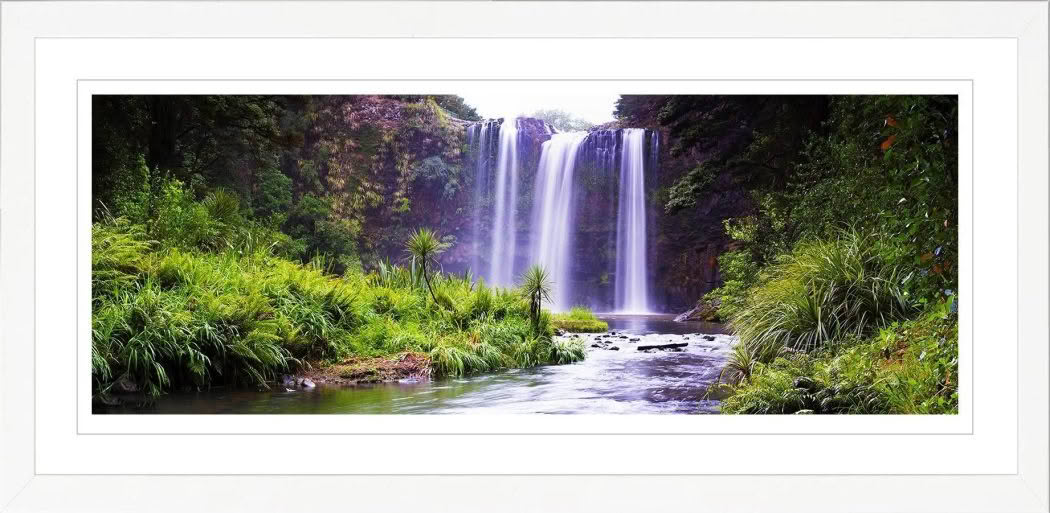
[113,375,139,394]
[674,297,722,322]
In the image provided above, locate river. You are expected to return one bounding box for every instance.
[101,314,737,414]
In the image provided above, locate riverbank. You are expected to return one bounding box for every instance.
[98,315,738,414]
[719,306,958,414]
[551,306,609,333]
[92,217,586,400]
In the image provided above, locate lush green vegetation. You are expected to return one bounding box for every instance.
[530,108,596,132]
[552,306,609,333]
[615,95,959,414]
[93,93,958,415]
[92,95,481,276]
[90,93,589,398]
[721,300,957,414]
[92,204,585,397]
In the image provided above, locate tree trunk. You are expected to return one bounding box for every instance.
[422,262,438,304]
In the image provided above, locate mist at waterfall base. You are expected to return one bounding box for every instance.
[466,118,660,314]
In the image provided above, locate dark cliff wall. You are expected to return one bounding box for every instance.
[615,95,829,311]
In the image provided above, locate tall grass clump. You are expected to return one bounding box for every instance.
[729,229,917,357]
[721,299,957,414]
[718,228,956,415]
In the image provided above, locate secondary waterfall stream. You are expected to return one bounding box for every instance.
[615,128,650,313]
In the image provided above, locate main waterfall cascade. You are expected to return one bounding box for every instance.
[614,129,650,314]
[467,117,657,313]
[532,132,588,311]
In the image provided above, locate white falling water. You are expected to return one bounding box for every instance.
[488,119,519,288]
[531,132,588,312]
[471,122,491,281]
[615,129,650,313]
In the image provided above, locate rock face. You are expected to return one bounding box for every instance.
[674,297,722,322]
[341,98,759,311]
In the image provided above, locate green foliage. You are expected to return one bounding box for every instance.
[92,218,583,397]
[431,95,482,121]
[94,95,477,278]
[530,109,596,132]
[149,179,223,250]
[413,156,462,200]
[782,96,958,299]
[652,95,828,214]
[254,166,293,217]
[729,229,918,356]
[685,96,959,301]
[664,162,717,212]
[404,227,451,303]
[91,218,153,300]
[108,154,152,221]
[702,250,759,321]
[551,306,609,333]
[721,304,958,414]
[520,265,553,329]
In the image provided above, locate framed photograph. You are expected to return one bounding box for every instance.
[2,1,1046,511]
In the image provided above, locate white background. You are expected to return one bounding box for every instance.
[41,37,999,475]
[2,1,1047,512]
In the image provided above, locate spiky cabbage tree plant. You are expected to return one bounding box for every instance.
[520,265,553,329]
[404,227,450,304]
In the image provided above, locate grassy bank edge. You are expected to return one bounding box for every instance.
[552,307,610,333]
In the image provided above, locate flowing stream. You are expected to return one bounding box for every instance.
[113,316,736,415]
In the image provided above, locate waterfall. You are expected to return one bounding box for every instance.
[471,122,493,282]
[488,119,519,288]
[465,119,656,312]
[531,132,588,311]
[615,128,650,313]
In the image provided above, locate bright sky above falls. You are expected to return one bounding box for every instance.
[460,93,620,125]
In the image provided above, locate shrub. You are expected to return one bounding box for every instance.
[729,229,917,355]
[721,302,957,414]
[702,249,760,321]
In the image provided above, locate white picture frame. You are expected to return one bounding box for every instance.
[2,1,1046,511]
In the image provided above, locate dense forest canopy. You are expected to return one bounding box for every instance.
[613,94,957,305]
[93,94,480,274]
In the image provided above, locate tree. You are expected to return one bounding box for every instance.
[530,109,595,132]
[432,95,482,121]
[404,227,451,304]
[520,265,553,328]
